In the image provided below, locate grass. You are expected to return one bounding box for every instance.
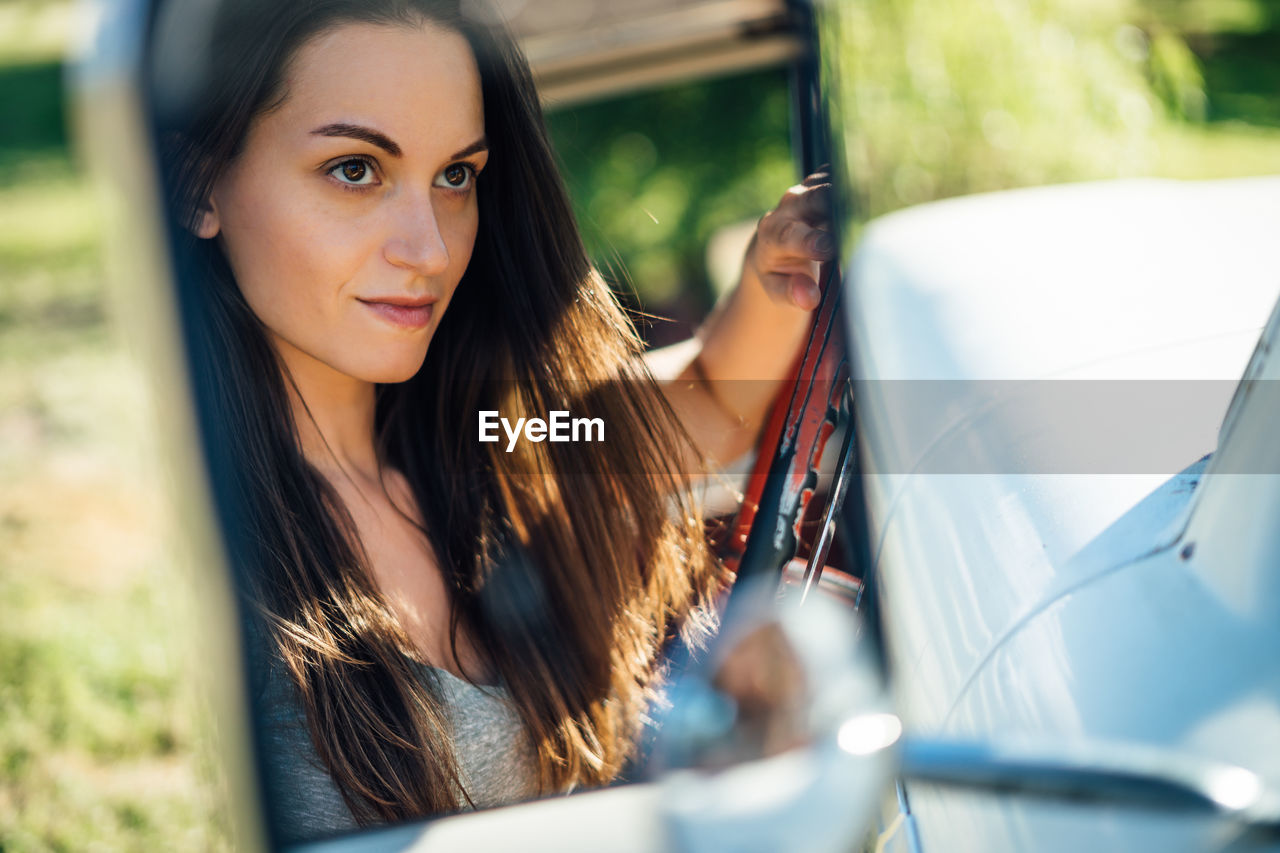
[0,241,235,851]
[0,3,233,850]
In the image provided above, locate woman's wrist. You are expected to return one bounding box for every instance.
[689,349,751,431]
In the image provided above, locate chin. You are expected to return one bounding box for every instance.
[367,361,428,385]
[354,347,431,385]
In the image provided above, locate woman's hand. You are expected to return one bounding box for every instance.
[742,172,835,312]
[648,170,836,468]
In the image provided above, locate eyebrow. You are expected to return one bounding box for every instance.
[310,124,489,162]
[311,123,402,156]
[448,137,489,161]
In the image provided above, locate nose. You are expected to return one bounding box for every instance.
[383,189,450,276]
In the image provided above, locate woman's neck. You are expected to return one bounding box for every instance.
[274,335,381,484]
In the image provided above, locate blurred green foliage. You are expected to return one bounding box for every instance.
[0,61,66,153]
[546,70,796,338]
[821,0,1280,229]
[549,0,1279,327]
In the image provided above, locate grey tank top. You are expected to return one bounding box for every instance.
[257,660,541,845]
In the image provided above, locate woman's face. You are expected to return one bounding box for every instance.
[199,20,488,384]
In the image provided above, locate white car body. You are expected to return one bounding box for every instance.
[848,176,1280,851]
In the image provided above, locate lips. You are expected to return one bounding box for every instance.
[358,296,437,330]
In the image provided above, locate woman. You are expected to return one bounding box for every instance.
[156,0,831,842]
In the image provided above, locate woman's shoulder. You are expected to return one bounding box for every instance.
[250,657,361,842]
[240,615,288,710]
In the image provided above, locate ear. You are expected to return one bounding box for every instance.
[190,197,222,240]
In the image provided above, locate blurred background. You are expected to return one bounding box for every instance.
[0,0,1276,848]
[822,0,1280,228]
[1,1,236,849]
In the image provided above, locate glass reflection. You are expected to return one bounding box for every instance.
[144,0,832,845]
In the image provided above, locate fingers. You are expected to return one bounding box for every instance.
[759,210,834,262]
[760,270,822,310]
[750,170,835,311]
[787,273,822,311]
[758,174,834,261]
[788,181,832,225]
[799,169,831,190]
[786,218,835,260]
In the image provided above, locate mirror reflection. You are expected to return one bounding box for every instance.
[142,0,845,846]
[648,579,889,779]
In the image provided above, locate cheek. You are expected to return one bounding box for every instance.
[217,188,358,324]
[443,203,480,289]
[421,209,478,339]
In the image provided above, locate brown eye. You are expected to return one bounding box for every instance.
[328,158,376,186]
[437,163,475,190]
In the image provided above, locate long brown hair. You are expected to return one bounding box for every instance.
[152,0,721,833]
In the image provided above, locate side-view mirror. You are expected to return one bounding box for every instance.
[644,581,896,853]
[73,0,891,849]
[75,0,1280,849]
